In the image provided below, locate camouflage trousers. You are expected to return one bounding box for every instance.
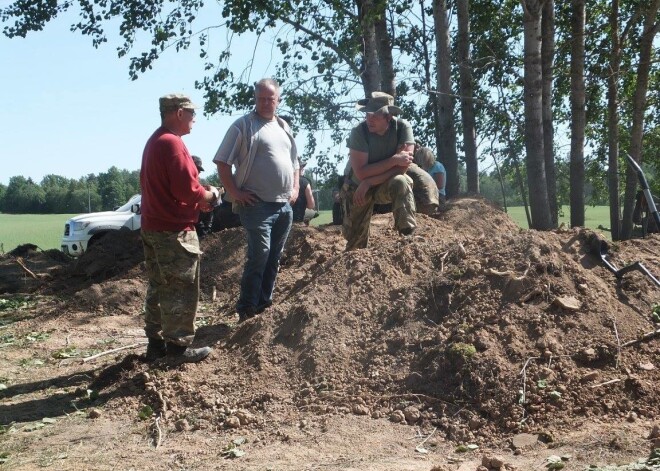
[406,163,440,215]
[341,173,416,251]
[141,230,202,347]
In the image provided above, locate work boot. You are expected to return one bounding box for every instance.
[237,305,257,323]
[256,300,273,314]
[417,203,438,215]
[145,337,167,362]
[165,343,212,364]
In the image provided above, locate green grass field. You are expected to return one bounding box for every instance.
[0,214,76,253]
[503,205,611,232]
[0,205,613,254]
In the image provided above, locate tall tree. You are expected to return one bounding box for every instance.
[374,1,396,95]
[3,176,46,214]
[456,0,479,194]
[569,0,585,227]
[607,0,622,240]
[41,174,72,213]
[541,0,557,224]
[358,0,383,95]
[620,0,660,239]
[433,0,459,196]
[521,0,554,229]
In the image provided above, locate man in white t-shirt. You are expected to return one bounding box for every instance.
[213,78,300,322]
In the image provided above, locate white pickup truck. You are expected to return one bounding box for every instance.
[61,194,142,256]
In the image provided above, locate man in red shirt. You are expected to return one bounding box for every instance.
[140,94,220,364]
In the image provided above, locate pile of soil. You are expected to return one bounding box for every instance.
[1,198,659,461]
[0,244,71,294]
[195,198,659,444]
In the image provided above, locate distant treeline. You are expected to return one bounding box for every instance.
[0,161,618,215]
[0,166,224,215]
[0,167,141,214]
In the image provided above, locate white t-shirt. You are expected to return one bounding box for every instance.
[213,113,298,203]
[245,119,296,202]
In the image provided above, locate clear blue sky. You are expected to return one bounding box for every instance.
[0,8,281,186]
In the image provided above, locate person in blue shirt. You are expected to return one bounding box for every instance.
[414,146,446,203]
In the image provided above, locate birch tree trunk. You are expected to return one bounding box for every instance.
[419,0,443,158]
[620,0,660,239]
[541,0,557,224]
[457,0,479,194]
[521,0,553,229]
[569,0,586,227]
[357,0,382,95]
[374,7,396,96]
[433,0,459,197]
[607,0,621,240]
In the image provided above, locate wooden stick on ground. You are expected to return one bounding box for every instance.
[15,257,37,279]
[622,329,660,348]
[590,378,621,389]
[82,342,147,363]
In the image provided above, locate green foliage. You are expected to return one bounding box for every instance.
[0,296,34,311]
[652,304,660,323]
[447,342,477,360]
[0,0,658,199]
[0,167,139,214]
[52,347,80,359]
[138,404,154,420]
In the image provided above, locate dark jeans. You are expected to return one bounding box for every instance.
[237,201,293,313]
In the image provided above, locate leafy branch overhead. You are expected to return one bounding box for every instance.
[1,0,658,222]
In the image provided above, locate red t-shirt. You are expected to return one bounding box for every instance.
[140,127,206,231]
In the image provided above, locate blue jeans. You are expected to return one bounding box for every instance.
[237,201,293,313]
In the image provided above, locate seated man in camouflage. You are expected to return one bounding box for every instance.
[341,92,437,250]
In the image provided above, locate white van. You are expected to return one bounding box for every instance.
[61,194,141,256]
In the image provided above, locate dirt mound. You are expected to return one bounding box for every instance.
[184,198,660,443]
[0,246,72,294]
[3,198,659,449]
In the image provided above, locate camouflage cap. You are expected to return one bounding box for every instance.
[356,91,401,116]
[192,155,204,172]
[159,94,199,114]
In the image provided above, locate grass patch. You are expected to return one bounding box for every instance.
[0,214,76,253]
[504,205,611,232]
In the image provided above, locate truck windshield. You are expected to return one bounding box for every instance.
[115,195,140,212]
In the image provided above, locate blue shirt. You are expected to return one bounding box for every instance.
[427,162,446,196]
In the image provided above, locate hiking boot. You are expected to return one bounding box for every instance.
[256,300,273,314]
[165,343,212,364]
[417,203,439,215]
[145,337,167,362]
[237,305,257,323]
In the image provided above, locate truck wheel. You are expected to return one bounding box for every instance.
[87,232,108,248]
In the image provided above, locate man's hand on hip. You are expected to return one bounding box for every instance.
[232,188,259,205]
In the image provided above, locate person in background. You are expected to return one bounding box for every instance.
[213,78,299,322]
[414,146,446,203]
[292,159,318,224]
[140,94,220,364]
[192,155,215,237]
